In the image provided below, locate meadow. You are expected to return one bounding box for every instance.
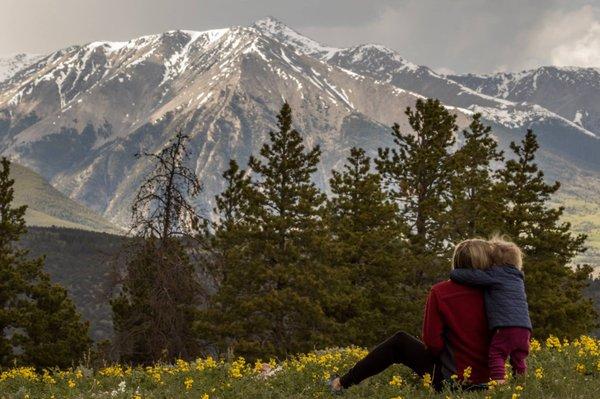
[1,336,599,399]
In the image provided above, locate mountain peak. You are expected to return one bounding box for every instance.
[252,16,340,59]
[253,16,287,29]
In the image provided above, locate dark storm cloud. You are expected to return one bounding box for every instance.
[2,0,600,73]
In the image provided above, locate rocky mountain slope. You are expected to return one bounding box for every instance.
[0,18,599,264]
[447,67,600,137]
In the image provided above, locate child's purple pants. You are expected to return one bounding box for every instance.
[489,327,531,380]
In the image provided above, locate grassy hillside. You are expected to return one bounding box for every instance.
[560,196,600,269]
[1,337,599,398]
[9,162,123,234]
[552,166,600,271]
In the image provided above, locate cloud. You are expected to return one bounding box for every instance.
[302,0,563,73]
[533,5,600,67]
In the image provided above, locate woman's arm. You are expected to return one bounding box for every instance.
[422,289,444,355]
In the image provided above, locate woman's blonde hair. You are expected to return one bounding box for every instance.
[452,238,494,270]
[489,234,524,270]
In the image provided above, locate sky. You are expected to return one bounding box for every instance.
[2,0,600,74]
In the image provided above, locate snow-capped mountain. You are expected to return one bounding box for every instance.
[447,67,600,138]
[0,17,599,234]
[0,53,43,82]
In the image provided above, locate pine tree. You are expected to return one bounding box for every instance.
[112,132,204,364]
[214,160,254,230]
[0,157,90,368]
[375,98,458,281]
[201,103,332,359]
[325,147,421,346]
[497,130,597,338]
[448,113,504,240]
[204,160,258,303]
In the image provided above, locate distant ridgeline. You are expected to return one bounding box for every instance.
[19,226,216,341]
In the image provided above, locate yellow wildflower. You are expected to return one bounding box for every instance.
[99,365,125,378]
[422,373,432,389]
[463,366,472,380]
[176,359,190,372]
[229,357,247,379]
[546,335,561,349]
[535,367,543,379]
[42,370,56,385]
[389,375,403,386]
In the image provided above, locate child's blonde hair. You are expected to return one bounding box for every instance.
[489,234,524,270]
[452,238,494,270]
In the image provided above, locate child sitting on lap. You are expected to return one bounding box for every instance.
[450,236,532,383]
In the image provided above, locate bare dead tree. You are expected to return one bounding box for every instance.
[130,131,202,241]
[112,131,206,364]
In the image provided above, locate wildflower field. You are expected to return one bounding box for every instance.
[2,336,600,399]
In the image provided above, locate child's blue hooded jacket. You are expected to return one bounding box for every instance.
[450,265,532,331]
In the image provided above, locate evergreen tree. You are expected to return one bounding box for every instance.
[325,147,422,346]
[376,98,458,280]
[497,130,597,337]
[214,160,254,230]
[201,103,332,359]
[112,132,204,364]
[448,113,504,240]
[204,160,258,301]
[0,157,90,368]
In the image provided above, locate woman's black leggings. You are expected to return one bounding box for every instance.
[340,331,444,390]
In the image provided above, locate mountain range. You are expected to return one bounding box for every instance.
[1,17,599,264]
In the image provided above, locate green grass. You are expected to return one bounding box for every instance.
[1,336,599,398]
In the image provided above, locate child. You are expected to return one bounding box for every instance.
[450,236,532,382]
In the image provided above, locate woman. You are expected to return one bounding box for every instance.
[330,239,493,392]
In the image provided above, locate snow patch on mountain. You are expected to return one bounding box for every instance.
[574,110,584,125]
[471,103,597,137]
[0,53,44,82]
